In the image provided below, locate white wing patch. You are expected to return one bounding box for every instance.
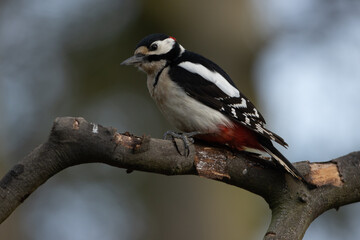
[179,61,240,98]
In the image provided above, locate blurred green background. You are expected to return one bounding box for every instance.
[1,0,360,239]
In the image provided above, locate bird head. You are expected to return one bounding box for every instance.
[121,33,184,75]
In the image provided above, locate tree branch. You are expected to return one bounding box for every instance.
[0,117,359,239]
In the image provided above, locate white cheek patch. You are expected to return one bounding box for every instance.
[178,61,240,98]
[152,38,175,55]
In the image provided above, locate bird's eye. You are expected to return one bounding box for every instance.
[150,43,158,51]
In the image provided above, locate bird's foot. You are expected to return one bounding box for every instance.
[163,131,200,156]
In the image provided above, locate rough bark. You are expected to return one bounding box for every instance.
[0,117,359,239]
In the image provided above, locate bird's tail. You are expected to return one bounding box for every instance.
[260,144,303,181]
[256,136,316,188]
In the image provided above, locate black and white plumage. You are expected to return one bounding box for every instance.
[122,33,305,182]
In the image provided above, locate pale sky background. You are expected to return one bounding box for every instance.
[255,1,360,238]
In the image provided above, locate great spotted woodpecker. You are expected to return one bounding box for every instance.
[122,33,305,182]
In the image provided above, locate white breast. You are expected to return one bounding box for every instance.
[147,68,232,133]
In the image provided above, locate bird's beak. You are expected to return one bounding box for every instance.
[121,54,146,66]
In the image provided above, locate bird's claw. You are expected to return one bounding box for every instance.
[163,131,199,156]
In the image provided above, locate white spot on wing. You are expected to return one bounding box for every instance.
[253,108,260,118]
[255,123,275,141]
[178,61,240,98]
[231,108,237,118]
[91,123,98,134]
[229,98,247,108]
[255,123,264,133]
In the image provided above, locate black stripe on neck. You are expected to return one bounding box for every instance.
[153,62,169,87]
[152,43,181,87]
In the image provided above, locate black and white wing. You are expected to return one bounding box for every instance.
[168,51,288,147]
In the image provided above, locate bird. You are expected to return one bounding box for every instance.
[122,33,305,182]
